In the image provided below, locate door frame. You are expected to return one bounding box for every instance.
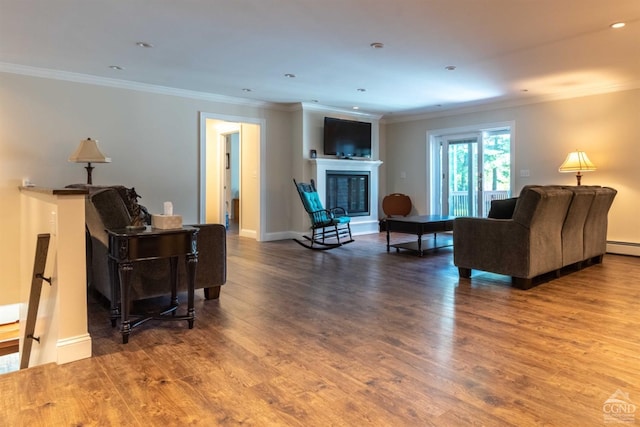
[199,112,266,241]
[427,121,515,216]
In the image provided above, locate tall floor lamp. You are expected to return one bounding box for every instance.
[558,150,596,185]
[68,138,111,184]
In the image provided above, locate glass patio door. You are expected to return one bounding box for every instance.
[442,134,481,217]
[440,129,511,217]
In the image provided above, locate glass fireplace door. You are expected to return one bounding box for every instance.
[326,171,370,216]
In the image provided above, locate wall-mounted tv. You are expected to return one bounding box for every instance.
[323,117,372,158]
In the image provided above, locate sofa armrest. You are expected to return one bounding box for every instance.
[453,217,531,278]
[180,224,227,299]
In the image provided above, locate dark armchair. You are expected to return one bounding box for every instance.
[71,185,226,305]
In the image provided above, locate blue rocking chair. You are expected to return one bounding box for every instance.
[293,179,354,250]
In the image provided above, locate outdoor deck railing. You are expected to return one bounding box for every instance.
[450,190,510,216]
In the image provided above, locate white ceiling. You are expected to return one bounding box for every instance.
[2,0,639,117]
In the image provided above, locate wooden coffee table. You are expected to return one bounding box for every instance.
[385,215,455,256]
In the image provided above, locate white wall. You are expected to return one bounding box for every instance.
[384,88,640,248]
[0,71,294,305]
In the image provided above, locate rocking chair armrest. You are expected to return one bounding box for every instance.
[310,209,335,225]
[330,207,349,216]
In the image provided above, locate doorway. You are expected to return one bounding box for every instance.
[199,113,265,241]
[430,124,513,217]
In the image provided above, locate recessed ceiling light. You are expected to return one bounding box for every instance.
[109,65,124,70]
[445,65,456,71]
[311,99,319,103]
[136,41,154,48]
[370,42,384,49]
[242,88,252,92]
[284,73,296,78]
[357,88,366,92]
[610,22,625,29]
[352,106,360,110]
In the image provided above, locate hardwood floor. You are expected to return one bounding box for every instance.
[1,232,639,426]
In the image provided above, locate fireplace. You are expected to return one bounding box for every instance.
[326,171,370,216]
[309,158,383,234]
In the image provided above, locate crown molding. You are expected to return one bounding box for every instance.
[383,80,640,124]
[296,102,383,120]
[0,62,286,109]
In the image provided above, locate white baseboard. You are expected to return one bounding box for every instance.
[239,229,257,239]
[350,220,380,235]
[263,231,298,241]
[56,334,92,365]
[607,241,640,257]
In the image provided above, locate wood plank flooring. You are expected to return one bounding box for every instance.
[1,232,639,426]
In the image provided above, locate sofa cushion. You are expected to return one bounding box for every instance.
[488,197,518,219]
[560,187,596,265]
[583,187,617,259]
[301,191,330,223]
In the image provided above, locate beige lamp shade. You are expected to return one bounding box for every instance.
[69,138,111,184]
[558,150,596,185]
[68,138,111,163]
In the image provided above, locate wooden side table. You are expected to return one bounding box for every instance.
[107,226,198,343]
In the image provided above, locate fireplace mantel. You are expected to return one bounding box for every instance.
[309,158,383,169]
[309,158,383,234]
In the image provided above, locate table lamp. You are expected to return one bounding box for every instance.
[558,150,596,185]
[68,138,111,184]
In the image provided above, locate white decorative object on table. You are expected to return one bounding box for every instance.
[152,201,182,229]
[163,201,173,216]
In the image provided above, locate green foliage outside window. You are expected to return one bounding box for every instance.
[483,133,510,191]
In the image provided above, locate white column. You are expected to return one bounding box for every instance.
[19,187,92,367]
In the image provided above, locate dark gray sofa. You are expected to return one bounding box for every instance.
[453,185,617,289]
[69,184,227,305]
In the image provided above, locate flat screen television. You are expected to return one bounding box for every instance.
[323,117,372,158]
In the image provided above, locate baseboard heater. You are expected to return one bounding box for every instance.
[607,241,640,257]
